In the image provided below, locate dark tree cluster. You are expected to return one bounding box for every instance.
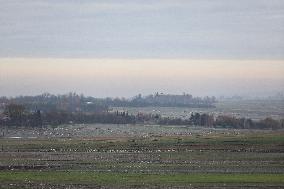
[0,104,136,127]
[42,111,136,126]
[99,93,217,108]
[0,102,283,130]
[158,113,283,130]
[0,92,216,111]
[214,115,284,130]
[0,104,42,128]
[0,93,108,114]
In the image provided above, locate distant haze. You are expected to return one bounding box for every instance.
[0,1,283,97]
[1,59,283,98]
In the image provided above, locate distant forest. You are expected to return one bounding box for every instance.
[0,93,283,130]
[0,92,216,112]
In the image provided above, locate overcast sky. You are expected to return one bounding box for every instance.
[0,0,284,59]
[0,1,284,97]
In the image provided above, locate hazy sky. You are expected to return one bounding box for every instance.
[1,0,284,58]
[0,1,284,97]
[1,59,284,97]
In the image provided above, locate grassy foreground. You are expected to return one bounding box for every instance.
[0,171,283,186]
[0,129,283,188]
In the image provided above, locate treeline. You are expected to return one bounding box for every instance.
[0,104,283,130]
[158,113,284,130]
[0,93,108,113]
[101,93,216,108]
[0,92,216,111]
[0,104,136,127]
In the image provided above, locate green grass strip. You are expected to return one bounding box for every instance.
[0,171,283,186]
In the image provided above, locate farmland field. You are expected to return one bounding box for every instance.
[113,99,284,120]
[0,125,283,188]
[0,99,283,188]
